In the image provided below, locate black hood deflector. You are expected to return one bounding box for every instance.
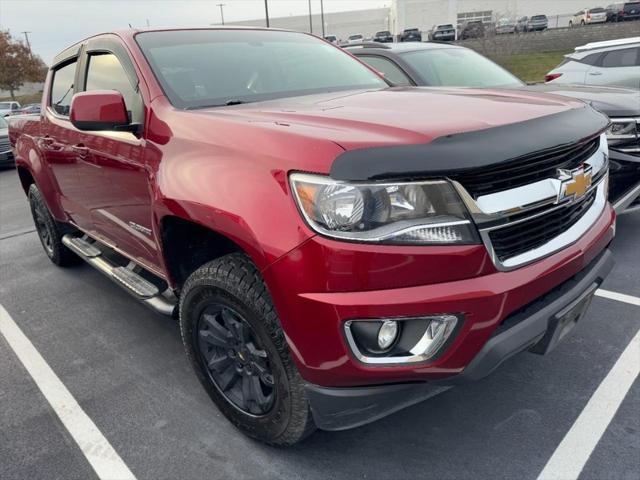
[330,106,609,182]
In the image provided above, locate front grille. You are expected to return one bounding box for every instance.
[0,137,10,153]
[452,137,600,198]
[489,189,597,261]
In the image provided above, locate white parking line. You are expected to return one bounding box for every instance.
[596,288,640,307]
[537,327,640,480]
[0,304,137,480]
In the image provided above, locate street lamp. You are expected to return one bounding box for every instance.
[265,0,270,27]
[216,3,226,25]
[308,0,313,33]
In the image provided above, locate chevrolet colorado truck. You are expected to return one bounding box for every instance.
[9,28,615,445]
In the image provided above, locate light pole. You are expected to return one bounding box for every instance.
[320,0,325,37]
[216,3,226,25]
[264,0,270,27]
[21,31,32,56]
[308,0,313,33]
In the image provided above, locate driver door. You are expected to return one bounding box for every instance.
[73,38,162,273]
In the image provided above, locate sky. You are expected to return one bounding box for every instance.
[0,0,390,63]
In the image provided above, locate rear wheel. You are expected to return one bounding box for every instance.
[179,253,315,445]
[28,184,79,267]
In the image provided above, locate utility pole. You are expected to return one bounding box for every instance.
[308,0,313,33]
[21,31,32,56]
[320,0,325,37]
[216,3,226,25]
[264,0,270,27]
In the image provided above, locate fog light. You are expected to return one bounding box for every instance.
[377,320,399,350]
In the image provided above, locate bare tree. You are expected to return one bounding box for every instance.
[0,30,47,100]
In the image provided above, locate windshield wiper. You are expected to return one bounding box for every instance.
[185,99,246,110]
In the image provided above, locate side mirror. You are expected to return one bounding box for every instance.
[70,90,131,131]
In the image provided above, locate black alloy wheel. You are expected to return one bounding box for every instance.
[196,304,275,415]
[33,200,54,256]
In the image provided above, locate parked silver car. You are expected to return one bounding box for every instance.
[546,37,640,88]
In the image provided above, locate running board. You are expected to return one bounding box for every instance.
[62,234,176,317]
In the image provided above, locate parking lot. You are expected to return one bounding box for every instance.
[0,166,638,479]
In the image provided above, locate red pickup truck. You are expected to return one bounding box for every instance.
[9,28,615,445]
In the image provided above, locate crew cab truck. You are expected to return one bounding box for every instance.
[9,28,615,445]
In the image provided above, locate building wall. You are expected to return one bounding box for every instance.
[226,8,391,43]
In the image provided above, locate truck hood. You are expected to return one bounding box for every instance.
[196,87,588,152]
[521,84,640,118]
[189,87,608,180]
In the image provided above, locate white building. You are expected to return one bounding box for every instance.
[228,0,619,40]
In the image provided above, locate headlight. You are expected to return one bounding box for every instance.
[606,118,639,146]
[290,173,479,244]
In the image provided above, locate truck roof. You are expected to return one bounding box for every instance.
[52,26,290,66]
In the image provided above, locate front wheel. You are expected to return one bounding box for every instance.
[179,253,315,445]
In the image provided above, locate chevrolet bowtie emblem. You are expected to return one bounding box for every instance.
[558,165,593,202]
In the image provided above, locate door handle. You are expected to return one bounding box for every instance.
[72,144,90,154]
[40,136,61,151]
[588,71,603,76]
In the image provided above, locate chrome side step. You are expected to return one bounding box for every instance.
[62,234,176,317]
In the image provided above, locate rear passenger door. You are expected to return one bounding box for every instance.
[586,47,640,88]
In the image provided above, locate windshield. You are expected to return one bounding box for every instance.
[532,15,547,20]
[589,7,606,12]
[0,103,11,109]
[400,48,523,88]
[0,116,7,128]
[438,24,454,29]
[136,30,386,109]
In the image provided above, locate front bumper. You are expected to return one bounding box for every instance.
[306,248,614,430]
[264,203,615,388]
[609,149,640,213]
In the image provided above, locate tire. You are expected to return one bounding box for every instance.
[581,20,585,26]
[179,253,316,445]
[28,184,80,267]
[569,21,573,27]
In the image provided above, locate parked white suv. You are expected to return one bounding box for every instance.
[546,37,640,88]
[569,7,608,26]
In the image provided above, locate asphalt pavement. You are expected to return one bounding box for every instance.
[0,167,638,480]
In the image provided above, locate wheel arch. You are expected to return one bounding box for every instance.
[159,215,261,290]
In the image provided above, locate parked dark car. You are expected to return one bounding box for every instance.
[606,1,640,21]
[324,35,338,44]
[0,116,13,167]
[459,20,485,39]
[347,41,640,213]
[373,30,393,43]
[399,28,422,42]
[428,24,456,41]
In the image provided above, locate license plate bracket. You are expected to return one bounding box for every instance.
[529,282,598,355]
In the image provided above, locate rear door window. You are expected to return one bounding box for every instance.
[50,60,78,117]
[601,48,639,68]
